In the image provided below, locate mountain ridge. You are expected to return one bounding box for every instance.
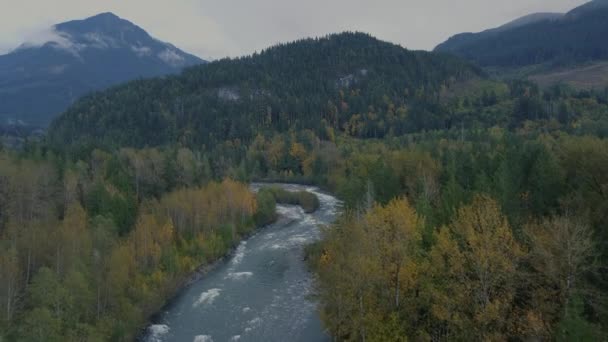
[0,12,205,126]
[434,0,608,69]
[496,12,564,31]
[48,32,483,152]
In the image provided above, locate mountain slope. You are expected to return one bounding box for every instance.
[528,61,608,89]
[434,0,608,68]
[495,12,564,32]
[48,32,482,151]
[0,12,205,126]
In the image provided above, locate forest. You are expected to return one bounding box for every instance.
[308,132,607,340]
[47,32,482,155]
[1,32,608,341]
[0,145,285,340]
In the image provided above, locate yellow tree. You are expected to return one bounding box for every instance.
[430,195,524,340]
[130,214,162,271]
[427,227,467,341]
[317,198,424,341]
[390,150,441,204]
[55,203,91,277]
[365,198,423,310]
[528,216,595,320]
[289,142,308,173]
[104,244,135,311]
[266,136,286,171]
[130,212,175,272]
[317,212,379,341]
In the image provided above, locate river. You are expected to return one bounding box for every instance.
[143,184,341,342]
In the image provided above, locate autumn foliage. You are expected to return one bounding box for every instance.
[0,149,258,341]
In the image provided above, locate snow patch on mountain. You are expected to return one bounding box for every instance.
[83,32,118,49]
[132,45,152,57]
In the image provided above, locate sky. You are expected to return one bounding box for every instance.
[0,0,589,60]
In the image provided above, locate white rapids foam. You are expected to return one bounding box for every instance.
[288,234,311,244]
[147,324,170,341]
[148,184,342,341]
[302,214,318,225]
[246,316,262,331]
[269,232,313,250]
[270,243,286,250]
[230,241,247,267]
[193,288,221,308]
[224,272,253,280]
[193,335,213,342]
[276,205,305,220]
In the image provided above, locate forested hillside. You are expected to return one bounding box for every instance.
[1,30,608,341]
[435,0,608,69]
[48,32,481,153]
[0,145,280,340]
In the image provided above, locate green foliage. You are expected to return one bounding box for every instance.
[48,32,482,152]
[2,30,608,342]
[0,148,259,341]
[261,186,320,213]
[556,296,602,342]
[307,130,608,340]
[85,182,137,235]
[254,188,278,226]
[18,308,61,342]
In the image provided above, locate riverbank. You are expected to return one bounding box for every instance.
[139,233,255,341]
[252,177,335,191]
[139,184,323,341]
[139,184,339,341]
[261,186,320,213]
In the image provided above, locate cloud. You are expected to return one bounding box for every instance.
[158,48,185,66]
[15,26,82,56]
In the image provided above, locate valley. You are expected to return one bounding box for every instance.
[1,1,608,341]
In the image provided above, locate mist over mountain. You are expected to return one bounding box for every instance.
[0,12,205,127]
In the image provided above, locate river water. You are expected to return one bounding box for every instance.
[143,184,340,342]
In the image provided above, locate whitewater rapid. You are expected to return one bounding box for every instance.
[143,184,341,342]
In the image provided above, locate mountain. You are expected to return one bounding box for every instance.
[0,12,205,127]
[495,12,564,32]
[434,0,608,69]
[48,32,482,152]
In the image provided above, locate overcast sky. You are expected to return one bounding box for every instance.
[0,0,589,60]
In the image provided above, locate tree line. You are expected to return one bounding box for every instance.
[0,145,275,341]
[307,131,608,340]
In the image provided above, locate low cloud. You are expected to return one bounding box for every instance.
[158,48,186,66]
[13,26,82,56]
